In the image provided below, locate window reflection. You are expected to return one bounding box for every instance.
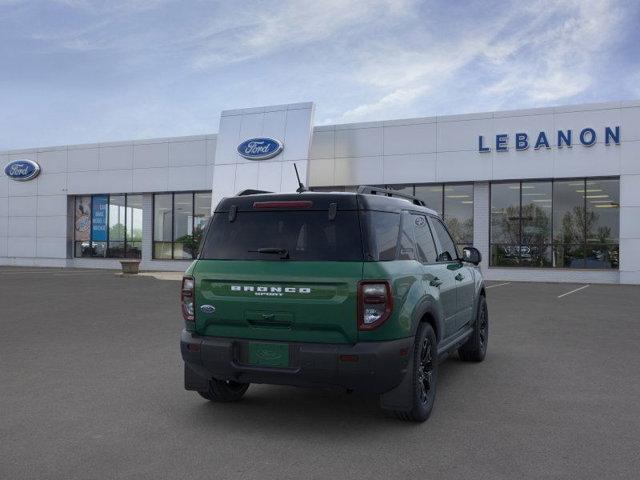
[73,193,143,259]
[521,181,552,267]
[491,178,619,269]
[153,191,213,260]
[414,185,443,216]
[126,195,143,259]
[444,184,473,250]
[173,193,194,260]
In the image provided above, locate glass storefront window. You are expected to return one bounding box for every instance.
[553,180,586,268]
[126,195,143,258]
[73,193,143,259]
[490,182,520,266]
[520,181,552,267]
[443,184,474,250]
[153,191,212,260]
[108,195,126,258]
[585,178,619,268]
[491,178,619,269]
[173,193,194,260]
[314,183,473,247]
[153,194,172,259]
[74,196,92,257]
[414,185,443,216]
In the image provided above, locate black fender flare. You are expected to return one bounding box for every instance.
[410,295,445,342]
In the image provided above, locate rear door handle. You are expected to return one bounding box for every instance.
[455,273,464,281]
[429,277,443,287]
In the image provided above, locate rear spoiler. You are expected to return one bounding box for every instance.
[236,189,273,196]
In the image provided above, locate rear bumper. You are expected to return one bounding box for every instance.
[181,330,412,394]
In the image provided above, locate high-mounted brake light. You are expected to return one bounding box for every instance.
[181,276,195,322]
[253,200,313,209]
[357,281,393,330]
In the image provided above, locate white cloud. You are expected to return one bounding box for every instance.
[481,0,622,105]
[334,0,625,122]
[190,0,415,69]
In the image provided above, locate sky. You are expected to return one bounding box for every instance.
[1,0,639,150]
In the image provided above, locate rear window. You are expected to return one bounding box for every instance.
[363,211,400,261]
[200,210,363,261]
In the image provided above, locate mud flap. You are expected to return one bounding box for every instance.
[184,363,211,392]
[379,348,415,412]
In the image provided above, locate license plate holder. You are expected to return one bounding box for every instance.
[247,342,290,368]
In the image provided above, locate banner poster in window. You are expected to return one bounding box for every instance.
[74,196,91,241]
[91,195,108,242]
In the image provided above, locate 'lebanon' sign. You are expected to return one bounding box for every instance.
[478,126,620,152]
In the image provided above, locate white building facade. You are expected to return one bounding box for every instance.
[1,100,639,284]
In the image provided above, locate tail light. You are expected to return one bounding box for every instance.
[357,281,393,330]
[181,276,195,322]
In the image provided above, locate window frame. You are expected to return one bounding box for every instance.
[152,190,212,260]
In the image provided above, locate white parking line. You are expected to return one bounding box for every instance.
[557,284,590,298]
[486,282,511,289]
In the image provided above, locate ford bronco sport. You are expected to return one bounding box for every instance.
[180,186,488,422]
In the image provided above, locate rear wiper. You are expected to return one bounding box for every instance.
[248,247,290,259]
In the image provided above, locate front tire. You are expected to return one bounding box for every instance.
[394,323,438,422]
[458,295,488,362]
[198,378,249,402]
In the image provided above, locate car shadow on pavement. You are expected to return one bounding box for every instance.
[182,354,469,434]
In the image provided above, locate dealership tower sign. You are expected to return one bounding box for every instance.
[478,126,620,152]
[237,137,284,160]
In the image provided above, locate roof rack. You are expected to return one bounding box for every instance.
[356,185,426,207]
[236,189,273,196]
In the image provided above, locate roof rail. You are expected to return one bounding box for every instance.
[236,189,273,196]
[356,185,426,207]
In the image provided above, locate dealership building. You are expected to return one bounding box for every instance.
[1,100,639,284]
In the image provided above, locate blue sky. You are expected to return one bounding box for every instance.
[1,0,639,150]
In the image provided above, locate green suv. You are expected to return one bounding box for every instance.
[180,186,488,422]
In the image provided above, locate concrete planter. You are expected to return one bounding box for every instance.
[119,259,141,274]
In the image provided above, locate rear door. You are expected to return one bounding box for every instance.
[194,203,363,344]
[413,214,458,337]
[428,216,473,335]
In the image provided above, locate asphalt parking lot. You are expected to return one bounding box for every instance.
[1,268,639,480]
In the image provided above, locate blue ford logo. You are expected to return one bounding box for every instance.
[4,159,41,181]
[237,137,283,160]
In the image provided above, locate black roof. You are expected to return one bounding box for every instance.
[215,189,439,216]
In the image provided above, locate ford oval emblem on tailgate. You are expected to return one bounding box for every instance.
[200,304,216,314]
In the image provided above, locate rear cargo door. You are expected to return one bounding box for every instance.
[194,261,361,344]
[194,201,364,344]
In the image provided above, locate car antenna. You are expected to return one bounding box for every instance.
[294,163,307,193]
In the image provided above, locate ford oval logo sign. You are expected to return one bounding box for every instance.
[237,137,283,160]
[4,159,41,182]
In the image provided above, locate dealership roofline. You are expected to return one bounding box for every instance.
[2,98,639,155]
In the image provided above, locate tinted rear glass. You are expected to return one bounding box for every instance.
[362,211,401,261]
[200,211,363,261]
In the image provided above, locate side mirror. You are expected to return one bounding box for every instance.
[462,247,482,266]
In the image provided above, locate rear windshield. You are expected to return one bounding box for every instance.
[200,210,363,261]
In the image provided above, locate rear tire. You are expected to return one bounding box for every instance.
[458,295,488,362]
[198,378,249,402]
[393,323,438,423]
